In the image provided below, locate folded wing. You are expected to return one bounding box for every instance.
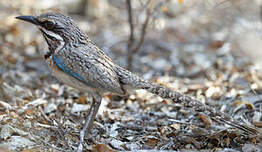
[52,44,125,95]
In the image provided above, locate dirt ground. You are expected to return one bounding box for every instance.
[0,0,261,151]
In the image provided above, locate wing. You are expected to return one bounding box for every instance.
[52,43,125,95]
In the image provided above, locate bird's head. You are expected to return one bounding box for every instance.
[16,12,88,54]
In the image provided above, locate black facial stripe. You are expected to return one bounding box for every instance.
[40,29,56,40]
[40,29,65,59]
[40,29,55,59]
[44,51,52,59]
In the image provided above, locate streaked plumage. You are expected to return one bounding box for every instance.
[16,12,258,152]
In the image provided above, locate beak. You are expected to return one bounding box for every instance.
[15,15,39,25]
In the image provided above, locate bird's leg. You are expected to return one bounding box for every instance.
[77,92,102,152]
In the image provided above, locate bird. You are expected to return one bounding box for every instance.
[15,12,258,151]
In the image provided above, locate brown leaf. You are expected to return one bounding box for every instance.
[145,138,159,147]
[93,144,114,152]
[253,121,262,128]
[232,100,255,110]
[198,112,212,126]
[78,96,86,104]
[161,6,168,13]
[178,0,183,4]
[210,41,224,49]
[161,100,168,104]
[251,137,257,144]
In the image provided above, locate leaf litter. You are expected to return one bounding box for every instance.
[0,0,261,151]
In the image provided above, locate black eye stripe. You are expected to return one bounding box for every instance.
[45,21,55,27]
[40,20,56,30]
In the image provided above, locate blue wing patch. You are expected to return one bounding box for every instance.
[52,55,85,81]
[51,55,97,89]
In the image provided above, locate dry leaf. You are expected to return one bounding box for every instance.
[178,0,183,4]
[232,100,255,110]
[78,96,87,104]
[253,121,262,128]
[93,144,114,152]
[198,112,212,126]
[145,138,159,147]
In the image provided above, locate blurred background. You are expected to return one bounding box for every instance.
[1,0,261,81]
[0,0,262,151]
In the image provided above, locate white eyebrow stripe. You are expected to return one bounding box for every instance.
[40,27,63,41]
[39,27,65,52]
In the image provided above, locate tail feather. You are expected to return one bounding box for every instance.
[116,66,259,135]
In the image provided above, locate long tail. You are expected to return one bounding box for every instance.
[115,66,259,135]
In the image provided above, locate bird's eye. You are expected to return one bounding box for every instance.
[44,21,56,30]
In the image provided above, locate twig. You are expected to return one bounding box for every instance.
[38,137,64,151]
[132,0,152,55]
[0,100,15,112]
[260,5,262,22]
[125,0,170,70]
[126,0,134,51]
[38,106,52,123]
[126,0,153,70]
